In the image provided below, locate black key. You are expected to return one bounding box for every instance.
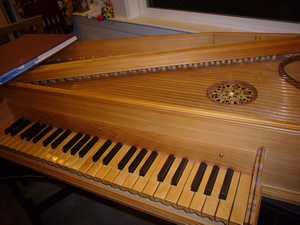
[128,148,147,173]
[63,133,83,153]
[11,119,31,136]
[4,118,24,134]
[33,126,53,144]
[43,128,63,147]
[26,124,46,141]
[118,146,137,170]
[79,136,99,158]
[70,134,90,155]
[219,168,234,200]
[51,130,71,149]
[157,154,175,182]
[103,142,123,165]
[191,162,207,192]
[20,122,40,139]
[92,140,112,162]
[204,165,220,196]
[171,158,188,186]
[139,151,158,176]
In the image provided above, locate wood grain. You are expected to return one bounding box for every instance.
[48,32,300,63]
[15,37,300,83]
[2,54,300,204]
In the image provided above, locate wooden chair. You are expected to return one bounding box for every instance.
[22,0,69,34]
[0,15,44,45]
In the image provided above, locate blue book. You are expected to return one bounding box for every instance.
[0,34,77,86]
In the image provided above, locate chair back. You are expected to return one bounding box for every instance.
[23,0,67,34]
[0,15,44,45]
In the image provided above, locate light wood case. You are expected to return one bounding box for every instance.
[0,32,299,224]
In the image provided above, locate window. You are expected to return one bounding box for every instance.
[111,0,300,33]
[147,0,300,23]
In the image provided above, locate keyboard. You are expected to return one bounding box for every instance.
[0,118,261,224]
